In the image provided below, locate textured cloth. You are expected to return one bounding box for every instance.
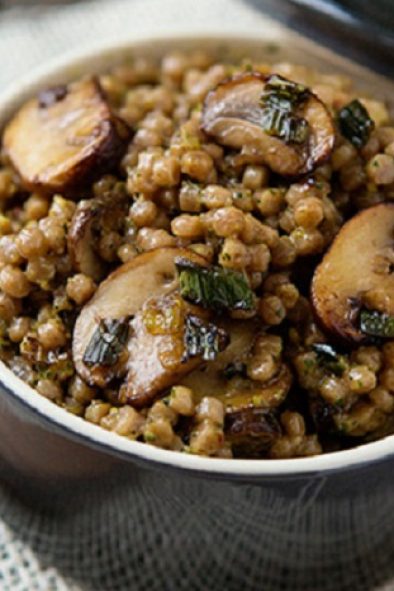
[0,1,392,590]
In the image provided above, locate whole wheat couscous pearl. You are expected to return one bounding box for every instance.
[259,295,286,325]
[0,169,17,200]
[16,226,48,259]
[68,376,96,404]
[171,214,204,238]
[136,228,176,251]
[271,236,297,268]
[8,316,30,343]
[169,386,195,416]
[152,156,181,187]
[189,419,224,456]
[144,418,176,448]
[242,165,269,190]
[0,236,24,266]
[319,376,348,404]
[366,154,394,185]
[24,194,50,221]
[49,196,76,222]
[118,243,138,263]
[129,200,158,227]
[36,379,63,402]
[254,188,284,216]
[37,318,67,350]
[0,265,31,298]
[181,150,214,182]
[208,207,245,238]
[195,397,224,427]
[281,411,306,437]
[0,292,20,322]
[66,274,96,305]
[247,353,277,383]
[380,369,394,392]
[294,197,324,228]
[347,365,377,394]
[369,387,394,413]
[26,257,55,285]
[249,243,271,273]
[38,217,66,254]
[85,400,111,424]
[201,185,232,209]
[219,238,250,270]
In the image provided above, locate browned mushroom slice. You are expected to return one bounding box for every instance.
[72,248,227,397]
[312,203,394,343]
[124,293,228,408]
[68,191,128,281]
[201,72,334,177]
[3,77,130,195]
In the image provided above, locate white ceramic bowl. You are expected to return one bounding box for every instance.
[1,32,394,590]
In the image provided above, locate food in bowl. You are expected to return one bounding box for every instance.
[0,50,393,459]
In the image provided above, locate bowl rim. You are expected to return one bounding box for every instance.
[1,31,393,479]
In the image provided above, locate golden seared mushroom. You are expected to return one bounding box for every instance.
[3,77,130,195]
[201,73,334,177]
[72,248,229,406]
[125,293,228,407]
[312,203,394,343]
[68,192,128,281]
[181,324,292,456]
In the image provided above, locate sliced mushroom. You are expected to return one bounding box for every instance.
[68,191,128,281]
[3,77,130,195]
[73,248,228,404]
[312,203,394,343]
[201,72,334,177]
[124,293,228,408]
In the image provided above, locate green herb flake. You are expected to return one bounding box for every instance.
[312,343,347,377]
[360,309,394,338]
[184,315,229,362]
[83,318,130,367]
[144,431,157,442]
[176,258,256,312]
[260,74,310,144]
[338,99,374,148]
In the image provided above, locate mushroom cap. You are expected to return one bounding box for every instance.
[312,202,394,343]
[201,72,335,177]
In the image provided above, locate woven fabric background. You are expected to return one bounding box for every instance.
[0,1,393,589]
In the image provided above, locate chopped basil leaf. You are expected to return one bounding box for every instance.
[260,75,310,144]
[360,309,394,338]
[176,258,255,312]
[338,99,374,148]
[312,343,346,377]
[83,318,130,367]
[184,315,229,362]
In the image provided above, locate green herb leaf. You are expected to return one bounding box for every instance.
[176,258,256,312]
[260,74,310,144]
[184,315,229,362]
[360,309,394,338]
[338,99,374,148]
[83,318,130,367]
[312,343,347,377]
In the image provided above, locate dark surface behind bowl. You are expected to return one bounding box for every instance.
[246,0,394,76]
